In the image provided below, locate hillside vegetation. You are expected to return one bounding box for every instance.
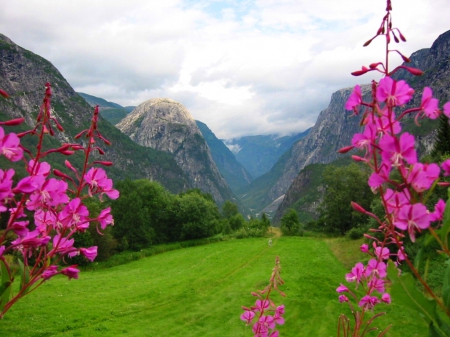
[0,238,427,336]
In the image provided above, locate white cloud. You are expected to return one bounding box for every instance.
[1,0,449,139]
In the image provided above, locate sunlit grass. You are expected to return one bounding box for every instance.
[0,237,427,336]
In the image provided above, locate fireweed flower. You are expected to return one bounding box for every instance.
[368,277,385,294]
[360,244,369,253]
[420,87,440,119]
[59,198,89,229]
[26,177,69,210]
[80,246,98,262]
[336,284,349,293]
[404,162,440,193]
[240,310,255,325]
[359,295,379,310]
[383,188,411,215]
[351,123,377,153]
[61,266,80,280]
[0,168,15,201]
[441,159,450,177]
[430,199,446,222]
[84,167,119,200]
[381,293,391,304]
[365,259,387,279]
[0,127,23,162]
[375,246,390,260]
[253,299,270,312]
[368,164,391,190]
[379,133,417,167]
[376,76,414,107]
[394,203,430,242]
[97,206,114,229]
[345,262,365,284]
[345,85,362,112]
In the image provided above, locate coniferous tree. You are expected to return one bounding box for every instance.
[431,114,450,159]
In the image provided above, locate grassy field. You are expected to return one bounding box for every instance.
[0,237,428,336]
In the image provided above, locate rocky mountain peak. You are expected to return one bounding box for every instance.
[117,98,235,204]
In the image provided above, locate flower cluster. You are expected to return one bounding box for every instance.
[0,83,118,318]
[336,1,450,335]
[240,257,285,337]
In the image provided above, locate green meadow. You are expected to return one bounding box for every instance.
[0,237,428,336]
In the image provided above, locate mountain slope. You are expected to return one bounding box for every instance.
[0,33,189,192]
[77,92,132,125]
[196,120,252,193]
[116,98,236,204]
[273,29,450,223]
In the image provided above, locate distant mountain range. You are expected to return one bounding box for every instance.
[1,29,448,223]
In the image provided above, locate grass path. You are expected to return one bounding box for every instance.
[0,237,427,336]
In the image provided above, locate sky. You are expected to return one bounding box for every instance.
[1,0,450,139]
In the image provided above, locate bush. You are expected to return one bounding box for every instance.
[345,227,366,240]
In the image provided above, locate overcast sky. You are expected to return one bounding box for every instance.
[1,1,449,139]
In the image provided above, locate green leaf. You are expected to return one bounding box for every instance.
[0,260,12,312]
[429,321,450,337]
[387,260,437,325]
[443,260,450,310]
[439,189,450,248]
[17,259,30,294]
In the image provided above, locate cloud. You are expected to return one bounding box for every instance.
[1,0,449,139]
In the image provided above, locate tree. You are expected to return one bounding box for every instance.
[280,209,302,235]
[431,113,450,159]
[222,200,239,219]
[318,163,373,235]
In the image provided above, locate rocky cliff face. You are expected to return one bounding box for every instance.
[117,99,235,204]
[0,33,189,192]
[273,29,450,222]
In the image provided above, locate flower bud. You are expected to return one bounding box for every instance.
[2,118,25,126]
[351,201,366,214]
[351,66,369,76]
[338,146,354,154]
[93,160,113,166]
[0,89,10,98]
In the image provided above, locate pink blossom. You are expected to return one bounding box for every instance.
[97,207,114,229]
[441,159,450,177]
[405,163,440,193]
[376,76,414,107]
[345,85,362,111]
[11,229,51,249]
[430,199,446,222]
[11,221,29,237]
[365,259,387,278]
[443,102,450,118]
[368,277,385,294]
[365,108,401,135]
[383,188,411,215]
[336,284,349,293]
[359,295,379,310]
[34,209,58,232]
[421,87,440,119]
[339,295,349,303]
[381,293,391,304]
[345,262,365,284]
[258,315,275,330]
[379,133,417,167]
[360,244,369,253]
[84,168,119,200]
[352,124,377,152]
[0,127,23,162]
[59,198,89,229]
[269,331,279,337]
[397,247,407,261]
[253,299,270,312]
[27,160,51,177]
[240,310,255,325]
[394,203,430,242]
[42,265,59,280]
[26,177,69,210]
[0,168,15,201]
[375,246,390,260]
[368,164,391,189]
[53,234,77,256]
[80,246,98,262]
[61,266,80,280]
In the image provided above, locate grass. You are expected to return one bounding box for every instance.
[0,237,428,336]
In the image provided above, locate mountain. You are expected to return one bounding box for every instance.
[224,130,310,179]
[116,98,236,204]
[195,121,253,193]
[273,30,450,223]
[0,33,190,193]
[77,92,133,125]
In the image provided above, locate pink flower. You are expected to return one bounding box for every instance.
[345,262,365,284]
[11,229,51,249]
[420,87,440,119]
[383,188,411,215]
[443,102,450,118]
[0,127,23,162]
[339,295,349,303]
[430,199,446,222]
[0,168,15,201]
[26,177,69,210]
[368,164,391,189]
[61,266,80,280]
[359,295,379,310]
[42,265,59,280]
[59,198,89,229]
[80,246,98,262]
[365,259,387,278]
[379,133,417,167]
[11,221,29,237]
[381,293,391,304]
[376,76,414,107]
[441,159,450,176]
[253,299,270,312]
[345,85,362,111]
[84,168,119,200]
[97,207,114,229]
[394,203,430,242]
[53,234,77,257]
[405,163,440,193]
[352,123,377,153]
[375,246,390,260]
[368,277,385,294]
[240,310,255,325]
[336,284,349,293]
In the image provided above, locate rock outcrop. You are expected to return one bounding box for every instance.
[117,99,235,204]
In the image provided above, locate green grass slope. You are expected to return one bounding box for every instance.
[0,238,427,336]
